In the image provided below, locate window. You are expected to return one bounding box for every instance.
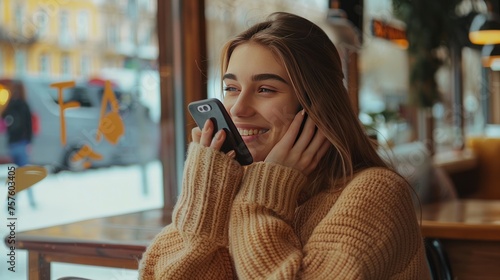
[107,23,119,47]
[77,11,90,42]
[139,0,153,12]
[15,50,26,74]
[39,53,50,75]
[3,1,160,278]
[0,0,4,22]
[140,23,153,45]
[67,86,93,107]
[59,10,71,46]
[80,54,90,77]
[14,4,24,33]
[34,9,49,38]
[61,54,71,76]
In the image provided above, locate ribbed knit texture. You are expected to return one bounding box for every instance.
[139,144,430,279]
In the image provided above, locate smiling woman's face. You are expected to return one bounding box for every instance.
[223,42,300,162]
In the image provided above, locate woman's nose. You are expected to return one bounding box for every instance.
[228,93,254,118]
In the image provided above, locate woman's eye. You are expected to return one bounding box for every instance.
[223,86,238,92]
[258,88,276,94]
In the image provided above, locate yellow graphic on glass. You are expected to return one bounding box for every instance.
[51,81,80,146]
[96,80,125,145]
[70,144,104,169]
[50,80,125,170]
[6,166,48,194]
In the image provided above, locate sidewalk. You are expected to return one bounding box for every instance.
[0,161,163,280]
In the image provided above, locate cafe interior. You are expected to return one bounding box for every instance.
[1,0,500,279]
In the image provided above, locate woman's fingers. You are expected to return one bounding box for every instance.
[193,119,228,155]
[265,110,331,175]
[200,119,213,147]
[303,136,331,175]
[192,127,202,143]
[210,129,226,150]
[292,113,317,152]
[303,128,326,157]
[276,110,307,151]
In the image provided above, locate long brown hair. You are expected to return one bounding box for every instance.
[220,12,389,195]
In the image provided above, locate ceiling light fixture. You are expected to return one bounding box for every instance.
[469,0,500,45]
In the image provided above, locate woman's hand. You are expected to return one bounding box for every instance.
[192,119,236,158]
[265,111,330,176]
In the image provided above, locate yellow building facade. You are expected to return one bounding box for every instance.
[0,0,102,78]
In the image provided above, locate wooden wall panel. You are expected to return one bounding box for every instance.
[156,0,207,223]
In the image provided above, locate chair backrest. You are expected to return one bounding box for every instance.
[424,238,453,280]
[379,141,457,205]
[467,137,500,199]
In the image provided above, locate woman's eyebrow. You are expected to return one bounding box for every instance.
[222,73,288,85]
[223,73,237,80]
[252,73,288,84]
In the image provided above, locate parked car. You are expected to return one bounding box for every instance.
[0,76,160,172]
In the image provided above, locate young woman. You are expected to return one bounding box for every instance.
[139,12,430,279]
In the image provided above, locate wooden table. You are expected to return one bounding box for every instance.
[421,199,500,280]
[10,209,168,280]
[432,149,477,174]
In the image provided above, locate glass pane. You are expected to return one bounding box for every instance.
[0,0,161,277]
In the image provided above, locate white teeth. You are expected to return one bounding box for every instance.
[237,128,266,136]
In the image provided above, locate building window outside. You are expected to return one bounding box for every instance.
[141,23,153,46]
[125,21,134,45]
[0,0,4,22]
[139,0,154,12]
[77,10,90,42]
[14,3,24,34]
[39,53,50,75]
[81,54,90,77]
[15,50,26,74]
[35,9,49,38]
[61,54,71,76]
[59,10,71,47]
[107,23,119,48]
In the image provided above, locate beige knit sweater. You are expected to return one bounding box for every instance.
[139,143,431,279]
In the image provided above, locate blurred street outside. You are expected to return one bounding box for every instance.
[0,160,163,280]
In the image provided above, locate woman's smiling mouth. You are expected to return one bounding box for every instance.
[237,128,268,136]
[237,128,269,142]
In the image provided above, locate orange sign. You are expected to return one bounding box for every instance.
[371,19,408,48]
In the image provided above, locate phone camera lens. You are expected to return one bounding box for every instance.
[198,104,211,112]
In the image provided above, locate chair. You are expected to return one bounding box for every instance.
[424,238,454,280]
[466,137,500,199]
[380,141,457,205]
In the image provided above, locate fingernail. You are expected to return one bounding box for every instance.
[215,130,223,140]
[301,109,305,116]
[227,150,236,158]
[204,119,211,131]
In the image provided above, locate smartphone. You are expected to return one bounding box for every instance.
[188,98,253,165]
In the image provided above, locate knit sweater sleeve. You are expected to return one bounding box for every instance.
[229,162,307,279]
[138,142,244,279]
[230,167,430,279]
[302,168,429,279]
